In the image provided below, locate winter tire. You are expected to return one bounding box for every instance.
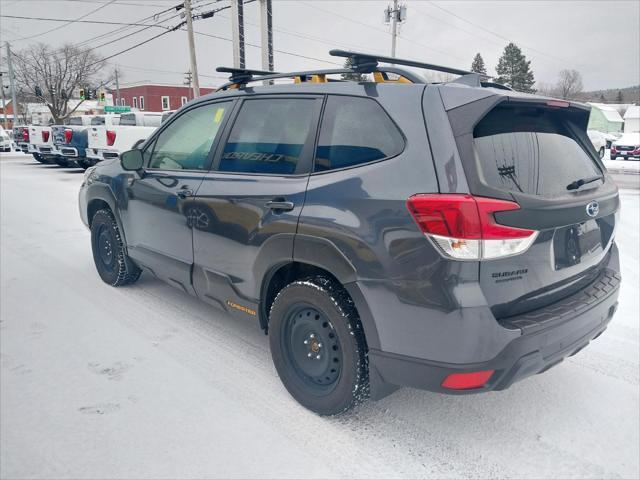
[269,276,369,415]
[90,209,141,287]
[32,153,48,164]
[77,159,91,170]
[53,157,70,167]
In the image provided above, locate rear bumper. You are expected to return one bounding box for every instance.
[86,148,119,161]
[367,246,621,398]
[611,152,640,159]
[61,147,80,157]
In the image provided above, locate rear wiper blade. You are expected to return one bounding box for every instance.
[566,175,603,190]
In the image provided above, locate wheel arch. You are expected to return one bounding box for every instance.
[85,185,129,251]
[259,235,381,351]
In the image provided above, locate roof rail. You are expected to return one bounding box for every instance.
[329,49,475,77]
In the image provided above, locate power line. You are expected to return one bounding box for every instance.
[297,1,467,63]
[73,5,180,49]
[0,14,176,28]
[87,26,180,66]
[6,0,119,42]
[425,1,574,66]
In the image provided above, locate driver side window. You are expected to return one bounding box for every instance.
[147,101,232,171]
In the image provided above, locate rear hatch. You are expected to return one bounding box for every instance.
[449,98,618,320]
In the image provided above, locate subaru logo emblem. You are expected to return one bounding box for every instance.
[586,201,599,218]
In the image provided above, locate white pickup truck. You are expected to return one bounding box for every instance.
[86,112,161,163]
[27,125,59,164]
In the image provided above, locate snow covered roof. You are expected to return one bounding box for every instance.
[588,103,624,123]
[624,105,640,119]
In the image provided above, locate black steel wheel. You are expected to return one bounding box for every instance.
[90,209,141,286]
[269,276,369,415]
[282,305,342,392]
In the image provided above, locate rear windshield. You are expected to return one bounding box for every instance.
[473,105,601,196]
[119,113,137,126]
[68,117,83,126]
[91,117,105,125]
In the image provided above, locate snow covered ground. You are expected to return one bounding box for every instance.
[1,154,638,479]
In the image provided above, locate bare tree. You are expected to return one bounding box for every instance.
[13,43,106,124]
[555,69,583,100]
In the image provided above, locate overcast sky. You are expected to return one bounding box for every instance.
[1,0,639,91]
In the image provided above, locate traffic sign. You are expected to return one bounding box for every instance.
[104,105,131,113]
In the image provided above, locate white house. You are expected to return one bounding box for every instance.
[623,105,640,133]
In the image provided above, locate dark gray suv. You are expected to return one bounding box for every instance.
[79,51,621,415]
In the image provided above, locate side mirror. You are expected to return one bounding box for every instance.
[120,149,144,171]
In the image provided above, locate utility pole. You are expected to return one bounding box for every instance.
[384,1,406,58]
[230,0,245,69]
[184,0,200,98]
[6,43,18,125]
[1,73,8,129]
[114,67,121,106]
[184,70,193,100]
[259,0,274,73]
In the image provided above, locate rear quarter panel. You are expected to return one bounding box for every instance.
[296,86,503,360]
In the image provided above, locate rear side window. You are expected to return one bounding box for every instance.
[474,105,601,197]
[314,96,404,172]
[219,98,316,175]
[119,113,137,126]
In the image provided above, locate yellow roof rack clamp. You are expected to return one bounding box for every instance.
[373,71,413,84]
[311,74,327,83]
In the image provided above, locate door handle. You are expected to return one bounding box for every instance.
[177,189,194,199]
[265,200,294,212]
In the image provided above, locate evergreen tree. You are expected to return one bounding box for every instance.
[341,58,366,82]
[616,90,624,102]
[599,93,606,102]
[495,43,536,93]
[470,53,487,75]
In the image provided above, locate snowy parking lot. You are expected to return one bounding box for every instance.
[1,153,638,479]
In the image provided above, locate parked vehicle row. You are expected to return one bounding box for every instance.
[12,111,165,169]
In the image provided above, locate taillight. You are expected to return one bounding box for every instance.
[106,130,116,146]
[42,130,50,142]
[23,128,29,142]
[611,145,617,152]
[406,194,538,260]
[442,370,495,390]
[64,129,73,143]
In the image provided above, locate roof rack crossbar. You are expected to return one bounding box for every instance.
[216,65,426,90]
[329,49,475,77]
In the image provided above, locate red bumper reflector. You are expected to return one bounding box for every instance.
[441,370,495,390]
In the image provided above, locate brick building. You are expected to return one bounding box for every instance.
[112,84,216,112]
